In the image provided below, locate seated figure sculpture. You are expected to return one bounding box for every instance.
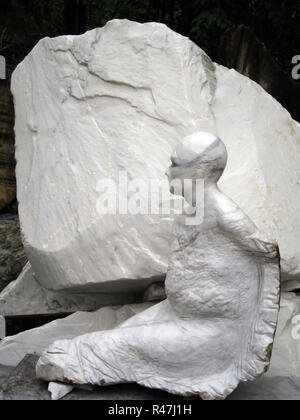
[36,132,280,400]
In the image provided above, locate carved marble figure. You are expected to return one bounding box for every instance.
[36,132,280,400]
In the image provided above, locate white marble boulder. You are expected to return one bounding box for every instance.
[36,133,280,400]
[11,19,300,293]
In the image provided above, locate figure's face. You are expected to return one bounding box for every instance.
[166,156,198,200]
[166,156,184,195]
[166,132,228,204]
[166,133,228,189]
[166,156,183,182]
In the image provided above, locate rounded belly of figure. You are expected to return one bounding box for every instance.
[165,233,260,318]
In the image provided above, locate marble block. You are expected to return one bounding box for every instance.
[11,20,300,293]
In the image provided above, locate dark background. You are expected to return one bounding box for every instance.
[0,0,299,74]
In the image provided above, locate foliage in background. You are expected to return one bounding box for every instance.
[0,0,299,76]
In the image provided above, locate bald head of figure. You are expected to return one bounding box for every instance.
[168,132,228,184]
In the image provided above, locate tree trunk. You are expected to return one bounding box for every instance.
[178,0,194,38]
[0,80,16,211]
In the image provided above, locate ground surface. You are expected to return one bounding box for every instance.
[1,355,300,400]
[0,355,182,400]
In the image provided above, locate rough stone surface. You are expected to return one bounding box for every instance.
[1,355,179,400]
[0,302,153,369]
[228,376,300,400]
[36,134,280,400]
[0,262,143,317]
[0,216,27,292]
[142,281,166,302]
[12,19,300,293]
[0,364,12,392]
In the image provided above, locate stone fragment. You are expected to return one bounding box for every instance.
[267,292,300,378]
[142,282,166,302]
[0,262,142,317]
[48,382,74,400]
[0,302,153,369]
[11,20,300,293]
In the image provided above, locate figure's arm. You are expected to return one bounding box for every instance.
[217,195,278,258]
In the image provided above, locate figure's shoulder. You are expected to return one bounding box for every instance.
[214,189,278,255]
[214,190,257,238]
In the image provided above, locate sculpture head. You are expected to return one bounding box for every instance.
[168,132,227,182]
[166,132,228,205]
